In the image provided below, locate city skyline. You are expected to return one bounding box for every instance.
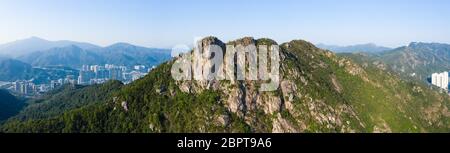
[9,63,153,96]
[1,0,450,48]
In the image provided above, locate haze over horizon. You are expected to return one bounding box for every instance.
[1,0,450,48]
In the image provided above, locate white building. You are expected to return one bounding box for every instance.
[431,71,449,90]
[134,65,146,71]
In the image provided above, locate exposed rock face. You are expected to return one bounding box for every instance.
[257,95,282,114]
[121,101,128,112]
[272,113,298,133]
[175,37,290,127]
[229,37,257,46]
[167,36,450,133]
[172,36,363,133]
[175,36,226,93]
[280,80,298,115]
[373,119,392,133]
[330,75,342,93]
[216,114,231,127]
[199,36,226,49]
[227,88,245,116]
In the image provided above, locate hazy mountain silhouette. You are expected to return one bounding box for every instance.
[0,37,100,57]
[316,43,391,53]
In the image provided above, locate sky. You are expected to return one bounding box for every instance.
[1,0,450,48]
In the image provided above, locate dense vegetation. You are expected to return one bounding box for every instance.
[0,90,24,121]
[8,81,123,121]
[279,40,450,132]
[1,63,250,133]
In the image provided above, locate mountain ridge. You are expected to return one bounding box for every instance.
[375,42,450,80]
[2,36,449,133]
[316,43,392,53]
[16,41,172,68]
[0,37,101,57]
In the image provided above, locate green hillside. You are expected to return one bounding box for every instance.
[0,90,24,121]
[1,37,449,133]
[375,42,450,80]
[8,81,123,121]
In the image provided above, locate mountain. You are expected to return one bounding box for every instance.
[0,37,100,57]
[0,90,24,121]
[100,42,172,67]
[18,43,171,68]
[317,43,392,53]
[0,57,52,82]
[0,57,78,83]
[1,37,450,133]
[0,57,34,81]
[19,45,104,68]
[372,42,450,80]
[0,37,171,68]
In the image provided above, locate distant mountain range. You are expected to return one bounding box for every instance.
[0,57,78,83]
[0,57,33,80]
[0,37,171,69]
[376,42,450,80]
[339,42,450,81]
[0,57,47,82]
[18,45,103,68]
[0,37,100,57]
[316,43,392,53]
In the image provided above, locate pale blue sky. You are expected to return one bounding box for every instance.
[1,0,450,48]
